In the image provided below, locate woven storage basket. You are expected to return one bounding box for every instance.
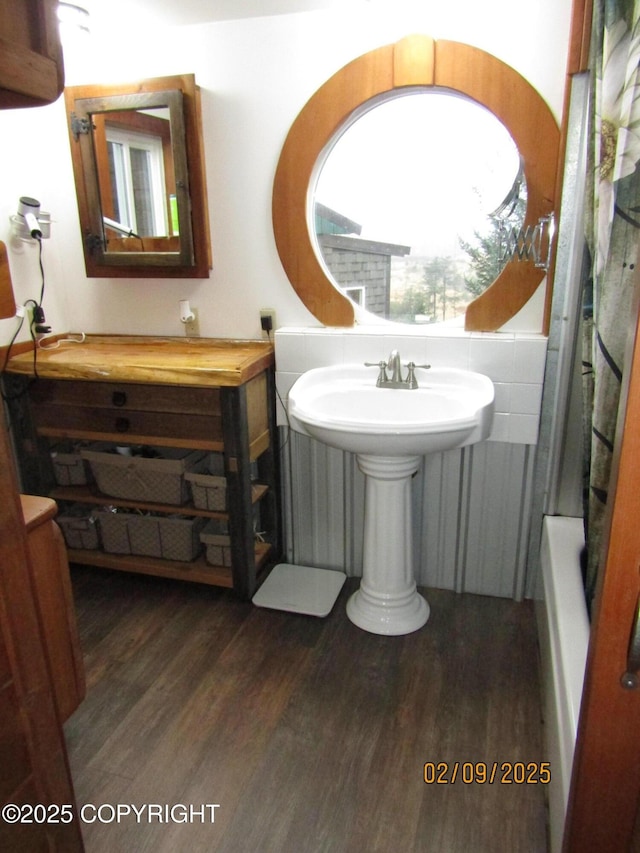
[97,511,206,561]
[57,504,101,550]
[97,510,133,554]
[50,443,91,486]
[128,514,206,561]
[80,443,207,504]
[200,518,232,567]
[185,453,226,510]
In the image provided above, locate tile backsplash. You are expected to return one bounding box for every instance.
[275,326,549,445]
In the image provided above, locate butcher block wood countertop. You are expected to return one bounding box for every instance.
[5,335,274,387]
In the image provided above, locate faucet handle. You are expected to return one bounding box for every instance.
[364,360,388,386]
[405,362,431,389]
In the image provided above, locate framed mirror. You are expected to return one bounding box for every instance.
[64,75,211,278]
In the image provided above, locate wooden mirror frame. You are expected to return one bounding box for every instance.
[273,35,560,331]
[64,74,212,279]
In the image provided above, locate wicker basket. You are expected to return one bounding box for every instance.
[97,510,205,561]
[97,510,133,555]
[80,443,207,504]
[184,453,226,510]
[200,518,232,567]
[50,443,91,486]
[57,504,101,550]
[128,514,206,561]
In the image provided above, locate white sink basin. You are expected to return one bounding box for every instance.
[288,364,494,456]
[286,362,495,634]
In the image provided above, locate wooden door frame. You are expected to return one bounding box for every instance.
[562,261,640,849]
[0,402,84,850]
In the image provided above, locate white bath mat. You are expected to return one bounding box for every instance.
[252,563,346,617]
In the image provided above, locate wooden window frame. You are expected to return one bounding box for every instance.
[272,35,560,331]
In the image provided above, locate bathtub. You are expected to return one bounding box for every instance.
[536,516,589,853]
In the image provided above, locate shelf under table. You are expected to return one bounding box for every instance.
[51,483,269,519]
[66,541,272,589]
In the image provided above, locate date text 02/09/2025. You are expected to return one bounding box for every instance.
[423,762,551,785]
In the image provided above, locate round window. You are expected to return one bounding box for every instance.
[311,89,525,324]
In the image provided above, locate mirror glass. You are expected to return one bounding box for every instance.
[75,89,194,268]
[98,107,176,247]
[312,90,526,324]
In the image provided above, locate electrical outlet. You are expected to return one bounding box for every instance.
[260,309,276,336]
[184,307,200,337]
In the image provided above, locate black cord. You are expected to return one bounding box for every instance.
[22,236,45,379]
[29,319,39,380]
[0,313,32,402]
[36,234,45,306]
[0,236,45,399]
[265,328,291,456]
[1,314,25,375]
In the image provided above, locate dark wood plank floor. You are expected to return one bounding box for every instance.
[64,568,548,852]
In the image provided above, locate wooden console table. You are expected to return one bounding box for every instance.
[6,335,281,599]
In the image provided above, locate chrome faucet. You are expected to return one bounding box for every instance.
[387,349,402,384]
[364,351,431,389]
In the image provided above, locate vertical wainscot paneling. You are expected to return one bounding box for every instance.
[282,429,536,599]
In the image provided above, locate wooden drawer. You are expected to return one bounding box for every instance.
[31,404,223,446]
[29,379,221,416]
[28,379,223,447]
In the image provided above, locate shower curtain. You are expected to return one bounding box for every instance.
[584,0,640,610]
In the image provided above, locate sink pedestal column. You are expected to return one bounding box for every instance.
[346,454,430,635]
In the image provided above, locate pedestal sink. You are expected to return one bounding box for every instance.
[288,362,494,635]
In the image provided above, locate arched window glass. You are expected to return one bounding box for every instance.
[311,90,525,325]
